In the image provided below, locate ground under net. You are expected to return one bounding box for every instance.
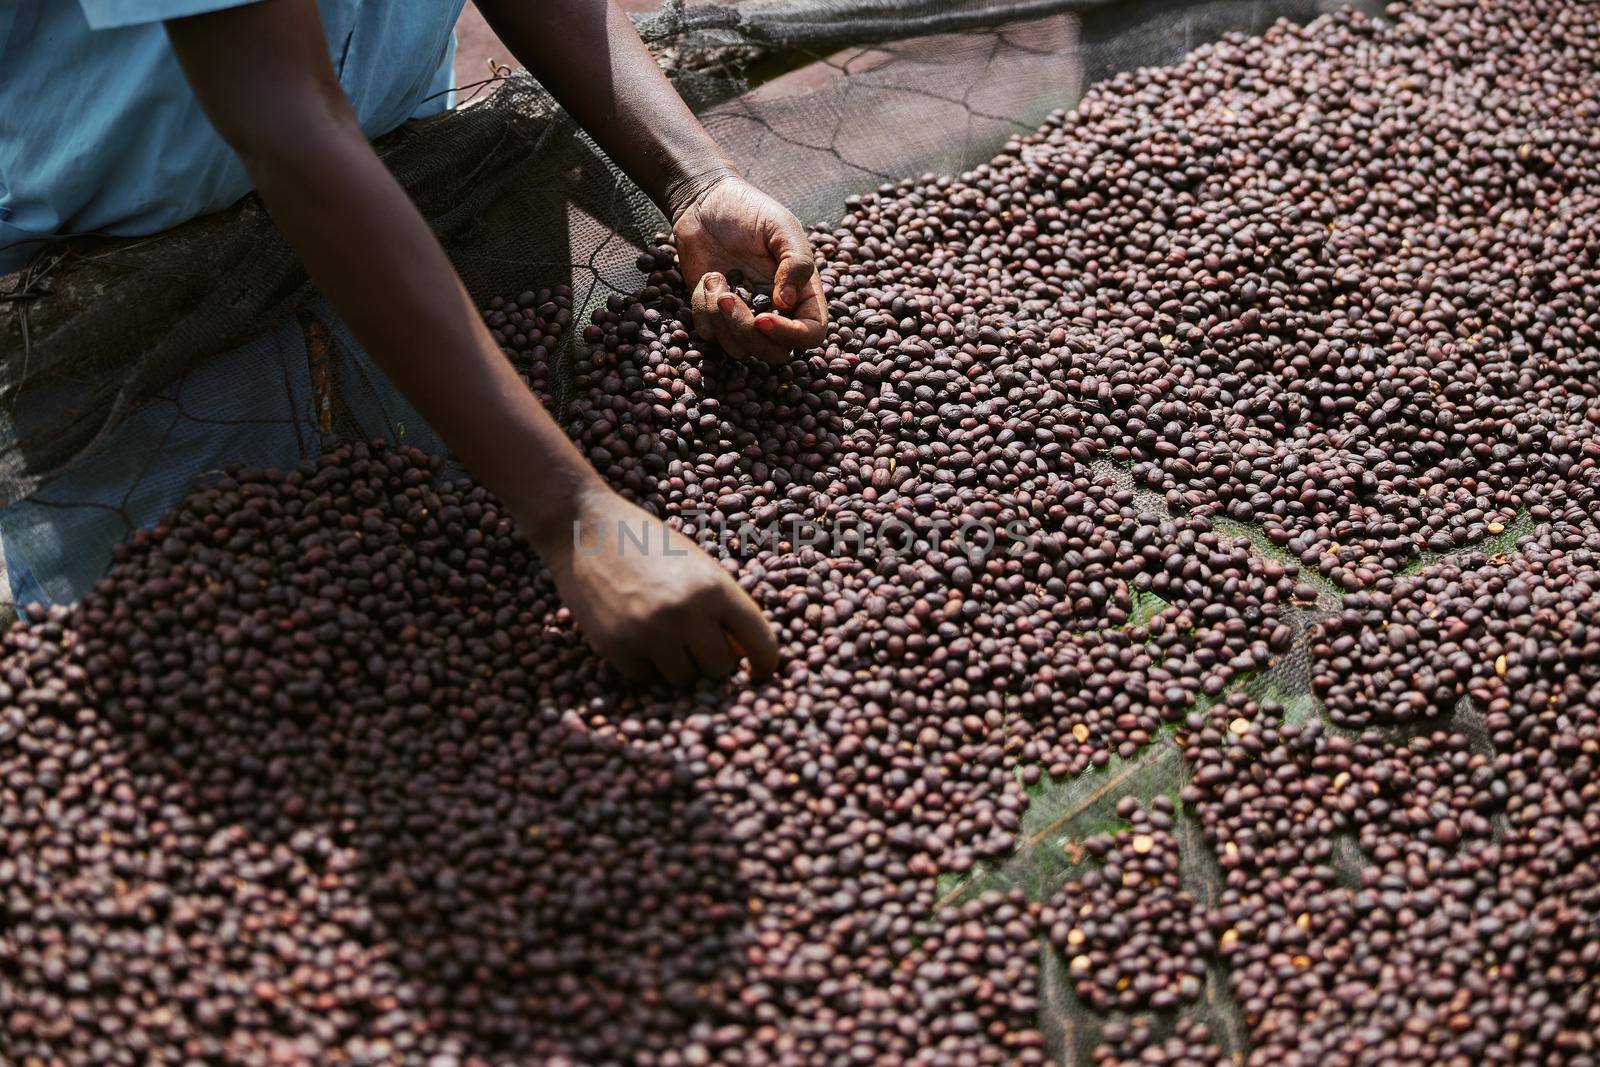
[4,0,1597,1064]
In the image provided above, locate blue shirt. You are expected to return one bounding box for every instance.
[0,0,464,274]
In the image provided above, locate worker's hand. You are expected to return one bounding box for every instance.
[534,485,780,685]
[673,175,828,364]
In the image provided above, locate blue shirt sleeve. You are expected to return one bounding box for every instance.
[78,0,264,31]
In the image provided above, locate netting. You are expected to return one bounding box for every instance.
[923,453,1548,1061]
[10,1,1591,1064]
[0,0,1357,604]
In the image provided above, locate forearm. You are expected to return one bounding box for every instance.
[475,0,735,218]
[246,123,603,544]
[165,2,603,549]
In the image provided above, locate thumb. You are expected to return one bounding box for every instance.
[769,218,817,313]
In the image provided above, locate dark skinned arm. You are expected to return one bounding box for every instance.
[474,0,827,363]
[163,0,777,684]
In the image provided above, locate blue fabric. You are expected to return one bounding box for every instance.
[0,0,464,274]
[0,287,448,605]
[79,0,274,30]
[0,287,451,604]
[0,316,323,605]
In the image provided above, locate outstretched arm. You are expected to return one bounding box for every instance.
[164,0,777,683]
[475,0,828,362]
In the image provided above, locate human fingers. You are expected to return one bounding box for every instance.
[714,287,791,364]
[766,212,817,313]
[753,275,827,351]
[721,585,779,680]
[690,271,722,348]
[651,641,699,687]
[684,620,740,678]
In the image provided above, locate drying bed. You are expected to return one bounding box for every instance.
[3,0,1600,1064]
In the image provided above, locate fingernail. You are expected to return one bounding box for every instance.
[779,285,797,309]
[717,294,736,314]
